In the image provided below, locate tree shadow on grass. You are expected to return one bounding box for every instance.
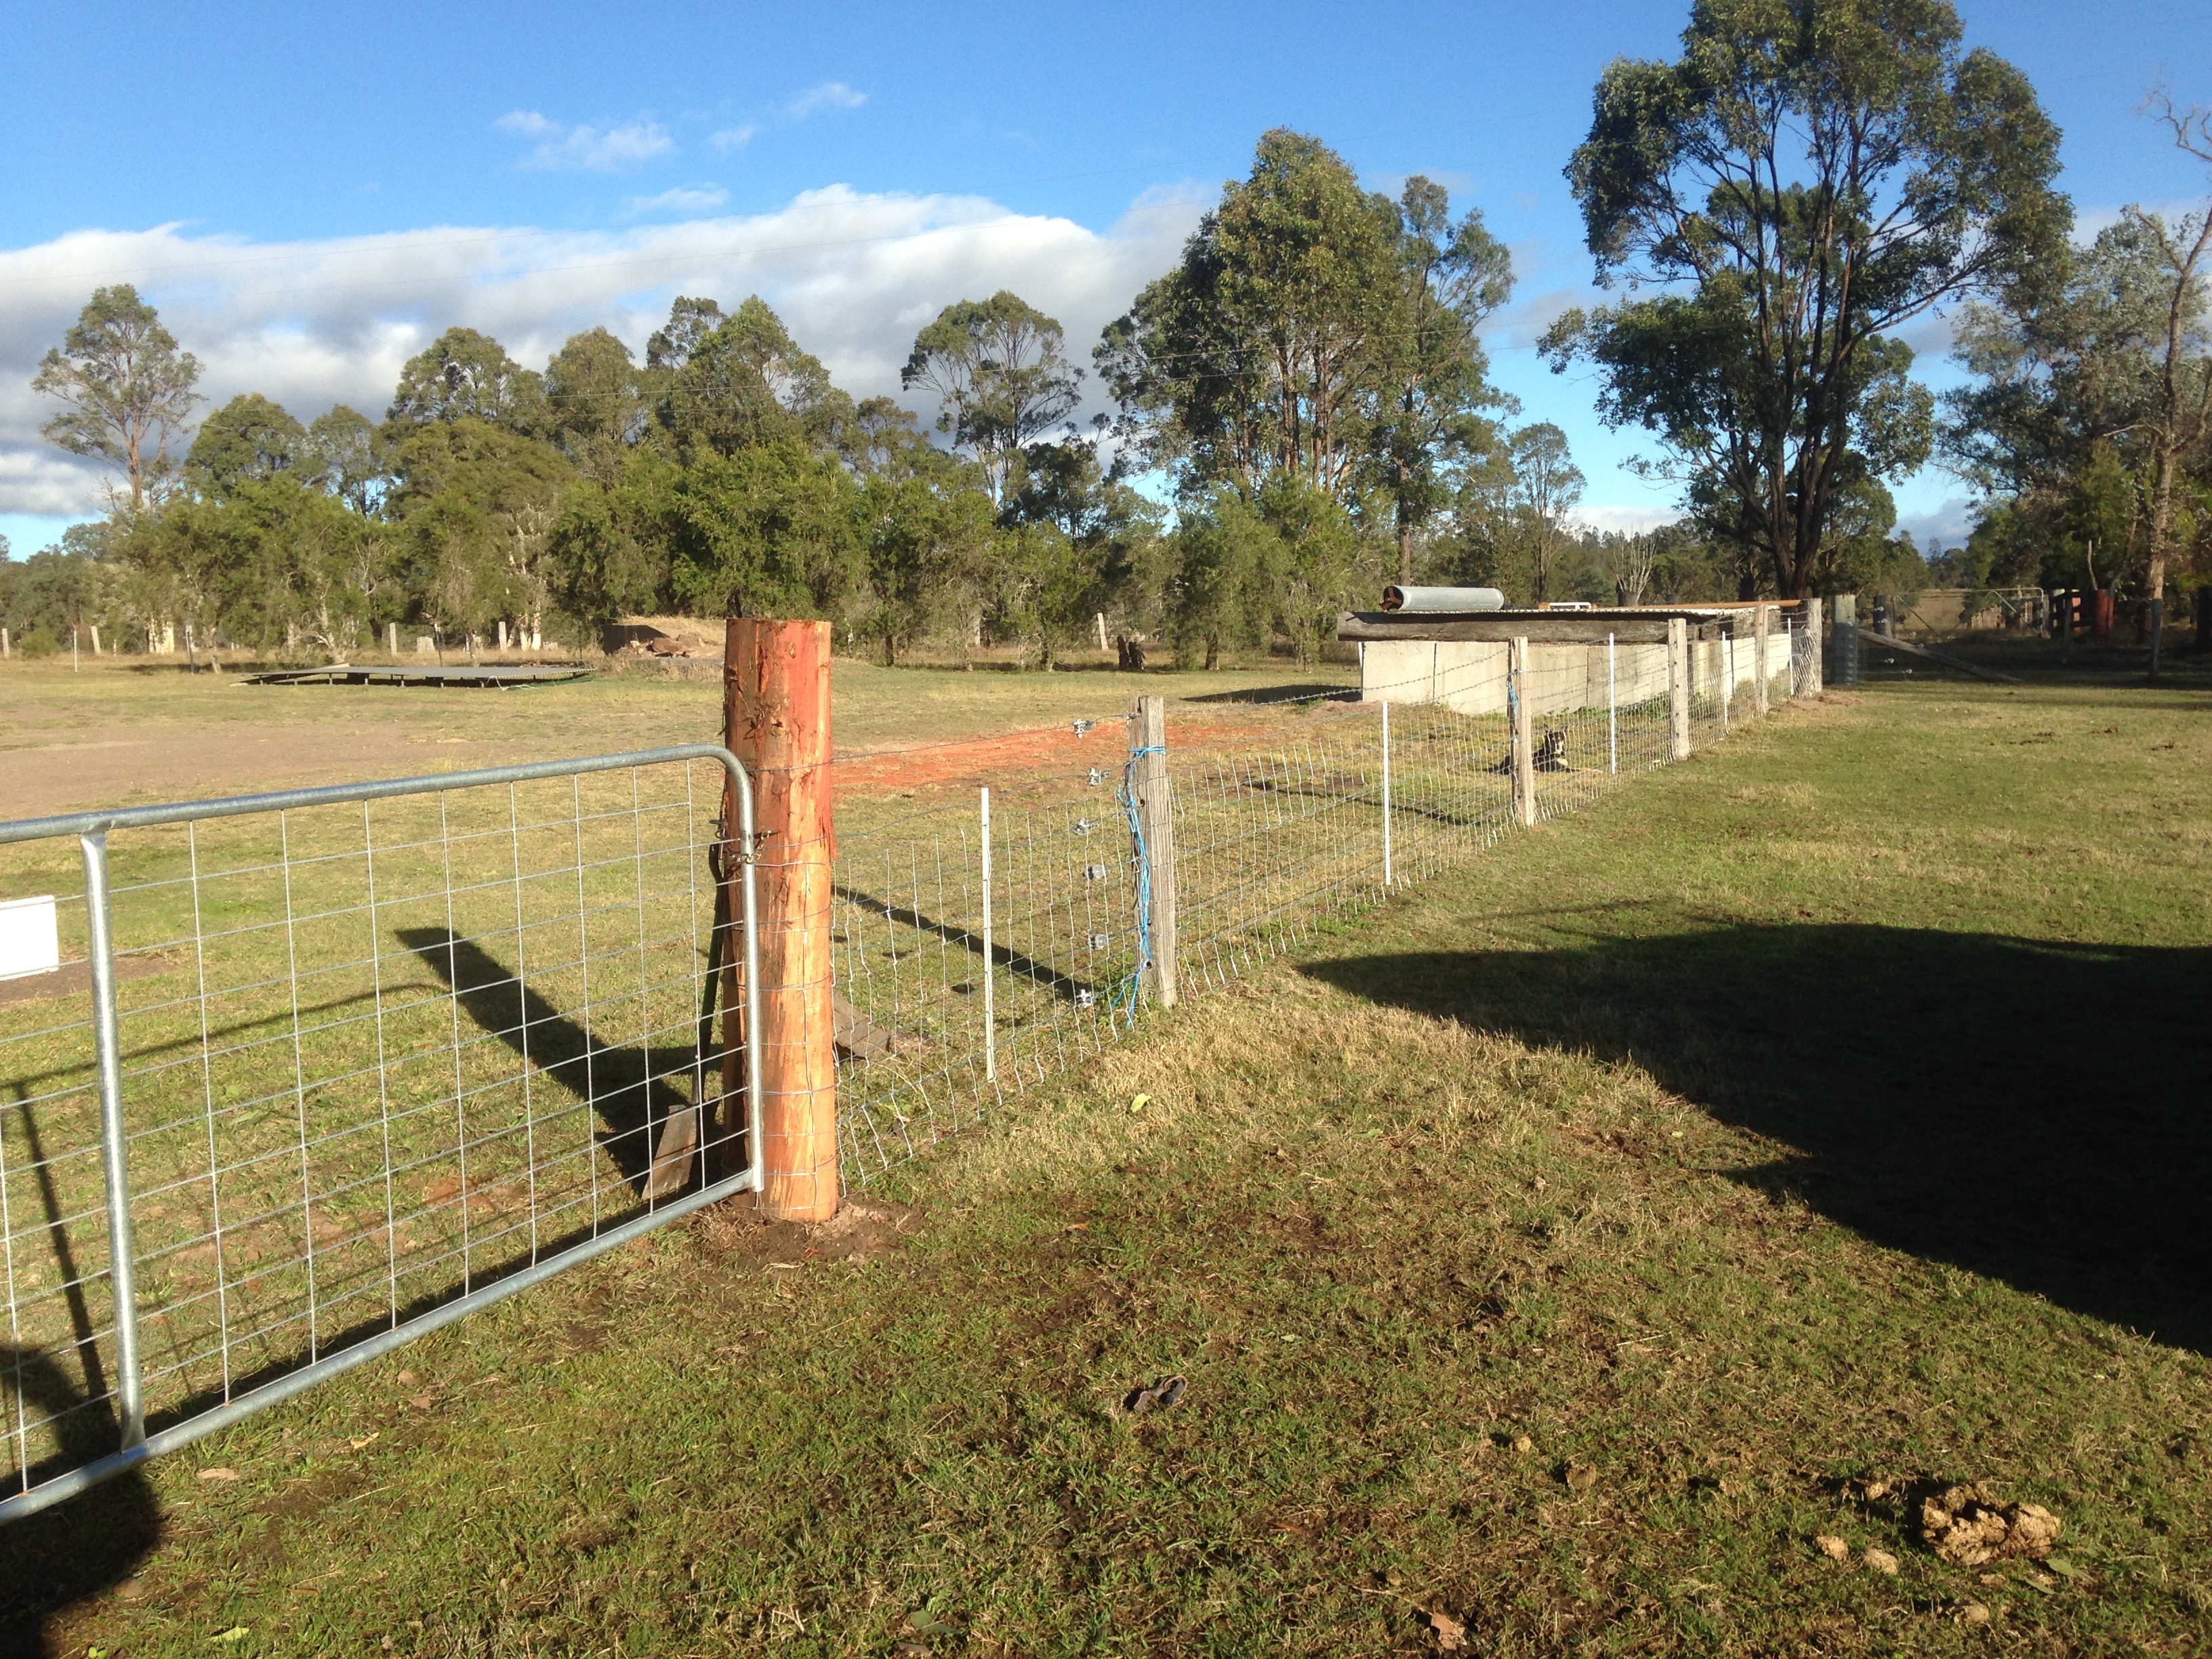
[1300,924,2212,1355]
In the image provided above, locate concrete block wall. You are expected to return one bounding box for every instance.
[1360,616,1797,715]
[1359,638,1671,715]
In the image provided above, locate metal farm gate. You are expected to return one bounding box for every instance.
[0,747,761,1521]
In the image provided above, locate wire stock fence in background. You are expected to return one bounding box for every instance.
[0,613,1811,1518]
[0,747,762,1521]
[830,615,1809,1179]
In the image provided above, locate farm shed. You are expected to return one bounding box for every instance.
[1339,603,1803,715]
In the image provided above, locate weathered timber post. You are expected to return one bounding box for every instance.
[1753,605,1771,715]
[1803,599,1824,694]
[1829,594,1859,686]
[1509,636,1536,827]
[1667,617,1692,760]
[723,617,839,1221]
[1129,694,1177,1007]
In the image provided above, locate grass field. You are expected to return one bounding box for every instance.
[3,652,2210,1656]
[0,654,1359,824]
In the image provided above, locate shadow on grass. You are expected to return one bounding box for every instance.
[0,929,713,1645]
[1301,923,2212,1354]
[0,1348,161,1655]
[1180,683,1357,705]
[396,927,697,1192]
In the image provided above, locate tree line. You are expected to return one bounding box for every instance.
[8,1,2207,665]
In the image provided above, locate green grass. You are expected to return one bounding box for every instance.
[7,668,2212,1656]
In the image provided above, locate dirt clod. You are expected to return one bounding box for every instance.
[1814,1534,1850,1562]
[1919,1483,2061,1566]
[1864,1548,1900,1576]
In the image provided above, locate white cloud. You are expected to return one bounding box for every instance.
[0,188,1204,516]
[1568,504,1684,536]
[625,186,730,217]
[785,82,867,120]
[710,125,760,152]
[496,110,673,173]
[1896,497,1978,550]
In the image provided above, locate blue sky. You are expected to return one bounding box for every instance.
[3,0,2208,557]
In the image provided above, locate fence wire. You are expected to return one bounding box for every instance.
[833,617,1809,1182]
[0,751,756,1517]
[0,613,1813,1515]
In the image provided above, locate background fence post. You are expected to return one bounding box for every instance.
[1607,633,1618,774]
[1755,604,1771,715]
[1805,598,1824,693]
[1509,636,1536,827]
[1130,694,1178,1008]
[979,787,996,1085]
[1829,593,1859,686]
[723,617,839,1222]
[1668,618,1692,760]
[1379,699,1393,886]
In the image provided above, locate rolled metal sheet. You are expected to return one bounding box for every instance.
[1380,585,1506,613]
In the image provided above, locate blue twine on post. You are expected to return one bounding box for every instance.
[1118,743,1164,1019]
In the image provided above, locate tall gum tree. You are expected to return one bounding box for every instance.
[901,291,1081,506]
[33,284,203,514]
[1097,130,1404,503]
[1542,0,2066,598]
[1372,178,1516,581]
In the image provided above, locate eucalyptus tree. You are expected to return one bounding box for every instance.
[33,284,204,512]
[651,295,849,459]
[186,393,306,497]
[1942,89,2211,614]
[305,407,391,515]
[1098,129,1401,503]
[544,326,647,483]
[1506,423,1586,604]
[1541,0,2066,598]
[387,327,546,432]
[1370,177,1517,581]
[901,291,1082,504]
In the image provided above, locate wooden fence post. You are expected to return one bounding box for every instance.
[1753,605,1771,714]
[1509,636,1536,826]
[1804,598,1824,693]
[1129,695,1178,1008]
[723,617,839,1222]
[1668,617,1692,760]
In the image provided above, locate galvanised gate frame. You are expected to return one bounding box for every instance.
[0,745,762,1522]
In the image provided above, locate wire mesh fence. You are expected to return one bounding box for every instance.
[0,747,760,1521]
[0,609,1813,1518]
[831,613,1811,1183]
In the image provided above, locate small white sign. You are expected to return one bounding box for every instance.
[0,895,62,983]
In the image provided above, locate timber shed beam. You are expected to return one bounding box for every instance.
[1337,612,1724,644]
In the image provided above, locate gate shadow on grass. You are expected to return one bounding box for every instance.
[1301,923,2212,1355]
[398,927,697,1194]
[0,1348,161,1656]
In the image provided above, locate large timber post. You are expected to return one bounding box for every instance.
[723,617,840,1221]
